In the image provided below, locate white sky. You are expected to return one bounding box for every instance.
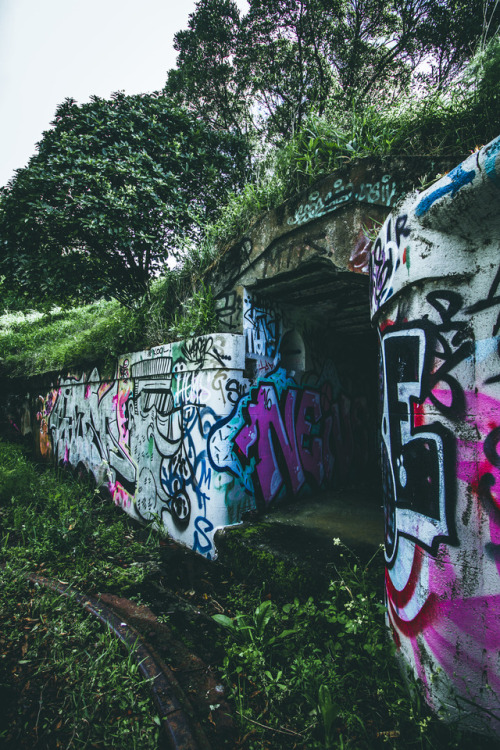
[0,0,248,188]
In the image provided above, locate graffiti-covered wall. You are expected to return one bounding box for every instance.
[4,138,500,730]
[23,284,376,557]
[371,137,500,734]
[210,291,378,511]
[35,334,253,558]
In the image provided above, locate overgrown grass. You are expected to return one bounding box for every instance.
[0,579,160,749]
[2,41,499,381]
[145,270,220,347]
[205,39,500,249]
[0,440,167,748]
[0,272,220,379]
[0,439,160,602]
[212,545,490,749]
[0,300,141,378]
[1,441,498,749]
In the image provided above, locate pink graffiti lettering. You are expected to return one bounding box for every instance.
[234,383,333,505]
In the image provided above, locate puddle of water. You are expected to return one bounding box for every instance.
[266,487,384,548]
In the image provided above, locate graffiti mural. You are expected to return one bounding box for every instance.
[209,362,372,510]
[28,281,373,557]
[243,292,281,360]
[215,290,242,332]
[348,223,374,274]
[233,380,334,505]
[30,296,370,554]
[381,328,453,559]
[414,162,475,217]
[372,137,500,734]
[36,390,57,458]
[40,334,252,559]
[380,288,475,561]
[288,173,400,228]
[370,212,410,315]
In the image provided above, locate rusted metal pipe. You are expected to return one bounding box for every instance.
[27,574,211,750]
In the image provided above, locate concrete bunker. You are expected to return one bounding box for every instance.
[241,264,381,501]
[1,154,459,555]
[210,157,456,514]
[3,139,500,736]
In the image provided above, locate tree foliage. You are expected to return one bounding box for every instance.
[166,0,249,136]
[0,92,249,307]
[165,0,500,142]
[2,1,498,313]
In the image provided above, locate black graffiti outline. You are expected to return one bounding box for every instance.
[466,262,500,385]
[423,290,474,419]
[370,214,410,312]
[381,324,458,565]
[216,291,239,329]
[243,296,281,359]
[180,337,214,370]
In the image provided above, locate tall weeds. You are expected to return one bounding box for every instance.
[2,41,499,379]
[205,38,500,248]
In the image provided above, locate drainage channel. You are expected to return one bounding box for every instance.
[27,574,212,750]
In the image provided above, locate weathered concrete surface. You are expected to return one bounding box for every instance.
[211,156,460,337]
[26,334,252,559]
[10,294,379,559]
[371,136,500,735]
[2,156,459,563]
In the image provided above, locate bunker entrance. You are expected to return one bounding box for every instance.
[249,258,382,520]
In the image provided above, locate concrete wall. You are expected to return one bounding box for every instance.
[6,156,456,558]
[34,334,251,559]
[5,140,500,728]
[209,155,457,304]
[371,136,500,733]
[211,291,378,510]
[18,285,375,557]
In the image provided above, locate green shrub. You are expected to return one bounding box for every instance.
[213,544,479,749]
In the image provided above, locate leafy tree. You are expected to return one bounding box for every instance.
[166,0,251,136]
[414,0,500,89]
[165,0,500,142]
[0,92,249,307]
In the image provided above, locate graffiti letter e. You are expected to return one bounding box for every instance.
[381,328,455,562]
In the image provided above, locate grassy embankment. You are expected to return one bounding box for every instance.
[0,440,163,749]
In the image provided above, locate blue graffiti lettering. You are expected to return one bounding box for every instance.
[415,164,475,217]
[193,515,214,558]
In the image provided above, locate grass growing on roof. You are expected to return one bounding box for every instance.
[204,40,500,249]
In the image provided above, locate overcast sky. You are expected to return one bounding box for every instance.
[0,0,247,188]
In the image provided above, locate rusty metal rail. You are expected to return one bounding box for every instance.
[27,574,211,750]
